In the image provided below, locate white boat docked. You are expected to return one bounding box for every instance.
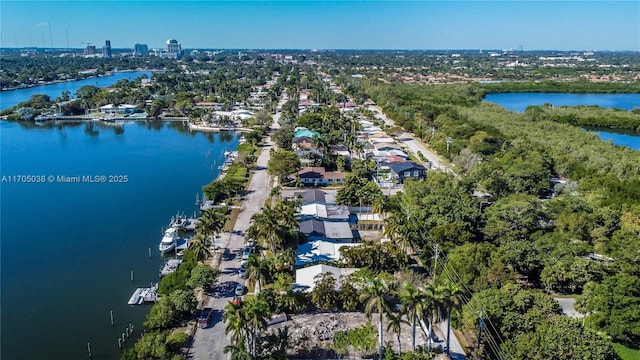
[169,213,187,229]
[159,227,178,253]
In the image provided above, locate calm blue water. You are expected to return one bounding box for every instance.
[1,120,238,360]
[0,71,152,110]
[591,130,640,150]
[485,92,640,150]
[484,92,640,112]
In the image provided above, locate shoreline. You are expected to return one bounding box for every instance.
[1,68,160,92]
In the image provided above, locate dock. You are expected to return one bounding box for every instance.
[160,259,183,277]
[127,283,159,305]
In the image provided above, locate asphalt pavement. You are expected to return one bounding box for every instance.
[188,97,285,360]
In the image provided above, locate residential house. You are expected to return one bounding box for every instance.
[373,142,403,152]
[295,241,360,267]
[299,203,350,221]
[294,264,358,292]
[99,104,137,115]
[297,167,345,185]
[388,161,428,183]
[294,127,321,139]
[294,189,330,204]
[299,219,353,242]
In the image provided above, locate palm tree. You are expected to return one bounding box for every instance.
[223,338,252,360]
[269,185,282,202]
[274,200,298,230]
[247,204,282,253]
[439,281,464,355]
[383,212,416,253]
[199,208,226,237]
[386,311,409,355]
[223,301,249,344]
[359,276,393,360]
[244,296,271,359]
[399,282,427,352]
[189,233,212,261]
[245,253,268,293]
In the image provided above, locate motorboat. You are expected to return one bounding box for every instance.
[170,213,186,229]
[159,227,178,253]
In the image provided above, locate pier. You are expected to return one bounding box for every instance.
[127,283,159,305]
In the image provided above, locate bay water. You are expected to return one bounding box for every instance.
[485,92,640,150]
[1,120,238,359]
[484,92,640,112]
[0,71,153,111]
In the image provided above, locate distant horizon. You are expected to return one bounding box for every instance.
[3,47,639,53]
[1,1,638,51]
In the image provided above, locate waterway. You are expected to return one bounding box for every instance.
[0,71,153,111]
[0,120,239,360]
[484,92,640,150]
[590,129,640,150]
[484,92,640,112]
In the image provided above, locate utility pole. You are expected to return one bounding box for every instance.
[432,243,439,280]
[477,309,484,349]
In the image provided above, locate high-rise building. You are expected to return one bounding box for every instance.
[85,45,97,55]
[102,40,112,58]
[134,43,148,57]
[165,39,182,58]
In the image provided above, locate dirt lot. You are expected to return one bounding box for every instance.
[270,311,437,359]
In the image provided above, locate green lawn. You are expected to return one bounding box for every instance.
[614,343,640,360]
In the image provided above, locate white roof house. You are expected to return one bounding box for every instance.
[299,203,350,221]
[99,104,137,114]
[294,264,358,292]
[296,240,361,266]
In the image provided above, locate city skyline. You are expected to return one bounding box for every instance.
[1,1,639,51]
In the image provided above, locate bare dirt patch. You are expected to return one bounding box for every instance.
[270,311,430,359]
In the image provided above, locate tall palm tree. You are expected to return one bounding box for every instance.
[247,204,282,253]
[199,208,226,237]
[386,311,409,355]
[439,281,464,355]
[274,200,298,230]
[223,338,252,360]
[423,282,441,352]
[244,296,271,359]
[189,233,212,261]
[223,301,249,344]
[359,276,393,360]
[399,282,428,351]
[383,212,416,253]
[245,253,268,293]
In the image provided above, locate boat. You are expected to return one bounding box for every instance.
[182,216,199,232]
[159,227,178,253]
[169,213,187,229]
[160,259,183,277]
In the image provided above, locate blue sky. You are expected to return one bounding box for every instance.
[1,1,639,50]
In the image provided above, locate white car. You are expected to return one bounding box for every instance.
[235,283,245,296]
[242,247,252,260]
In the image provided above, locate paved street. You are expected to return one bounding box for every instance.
[435,321,467,360]
[367,104,457,176]
[189,97,284,360]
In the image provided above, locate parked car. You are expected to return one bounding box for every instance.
[238,264,246,278]
[242,247,252,260]
[197,308,213,329]
[235,283,245,296]
[222,248,231,261]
